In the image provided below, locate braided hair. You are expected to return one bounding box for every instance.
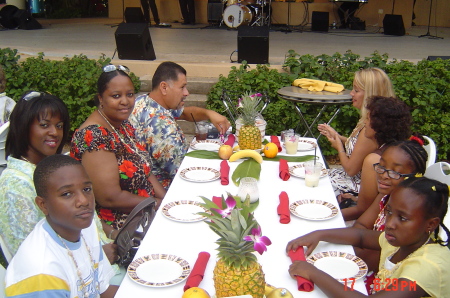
[398,177,450,247]
[383,139,428,175]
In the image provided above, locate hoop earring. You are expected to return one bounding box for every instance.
[100,104,104,109]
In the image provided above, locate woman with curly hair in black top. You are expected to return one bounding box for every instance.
[341,96,413,222]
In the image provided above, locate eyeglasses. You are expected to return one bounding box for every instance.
[23,91,45,102]
[373,163,416,180]
[103,64,130,73]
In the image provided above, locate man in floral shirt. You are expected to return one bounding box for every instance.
[129,61,230,188]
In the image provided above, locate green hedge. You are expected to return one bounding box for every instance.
[0,48,140,133]
[206,51,450,160]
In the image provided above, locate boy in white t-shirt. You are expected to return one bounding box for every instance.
[5,154,117,297]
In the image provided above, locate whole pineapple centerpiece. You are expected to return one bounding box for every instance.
[199,194,271,298]
[237,92,263,150]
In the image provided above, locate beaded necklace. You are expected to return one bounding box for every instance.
[97,109,151,170]
[57,234,99,297]
[377,235,431,282]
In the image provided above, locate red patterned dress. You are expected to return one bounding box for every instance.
[71,121,154,229]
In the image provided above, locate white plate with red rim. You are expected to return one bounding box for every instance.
[162,200,208,222]
[127,254,191,287]
[289,199,338,220]
[179,167,220,183]
[306,251,368,282]
[190,139,222,151]
[288,164,328,179]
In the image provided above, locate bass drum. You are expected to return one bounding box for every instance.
[223,4,253,28]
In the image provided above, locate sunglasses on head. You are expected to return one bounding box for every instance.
[103,65,130,73]
[23,91,46,102]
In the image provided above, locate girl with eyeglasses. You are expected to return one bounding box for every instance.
[0,91,70,255]
[71,65,166,231]
[286,177,450,297]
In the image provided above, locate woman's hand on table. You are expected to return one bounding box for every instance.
[286,232,320,256]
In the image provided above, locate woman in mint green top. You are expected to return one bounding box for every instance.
[0,91,70,255]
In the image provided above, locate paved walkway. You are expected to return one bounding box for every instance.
[1,17,449,69]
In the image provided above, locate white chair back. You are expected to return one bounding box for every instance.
[0,262,5,298]
[423,135,436,168]
[0,235,12,264]
[424,162,450,242]
[0,122,9,167]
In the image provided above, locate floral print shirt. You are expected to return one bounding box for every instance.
[129,95,188,189]
[0,157,40,256]
[71,121,154,229]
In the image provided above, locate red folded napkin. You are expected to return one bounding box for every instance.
[213,196,223,209]
[270,135,282,152]
[224,134,235,146]
[220,160,230,185]
[279,159,290,181]
[288,247,314,292]
[277,191,291,224]
[183,251,211,291]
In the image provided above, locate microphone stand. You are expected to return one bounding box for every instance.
[419,0,442,39]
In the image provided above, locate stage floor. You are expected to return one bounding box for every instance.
[1,17,449,77]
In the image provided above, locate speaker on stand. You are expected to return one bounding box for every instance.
[311,11,329,32]
[238,26,269,64]
[207,0,223,25]
[115,22,156,60]
[124,7,145,23]
[383,14,405,36]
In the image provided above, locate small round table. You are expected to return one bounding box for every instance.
[277,86,352,138]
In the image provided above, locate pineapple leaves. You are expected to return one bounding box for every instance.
[232,159,261,186]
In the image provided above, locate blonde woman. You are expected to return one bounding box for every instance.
[318,68,395,198]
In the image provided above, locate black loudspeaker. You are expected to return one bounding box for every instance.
[311,11,329,32]
[0,5,19,29]
[115,23,156,60]
[208,2,223,23]
[125,7,145,23]
[238,26,269,64]
[383,14,405,36]
[427,56,450,61]
[13,9,42,30]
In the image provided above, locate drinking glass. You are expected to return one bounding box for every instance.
[284,133,299,155]
[237,177,259,203]
[304,161,322,187]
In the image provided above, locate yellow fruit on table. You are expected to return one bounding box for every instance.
[263,142,278,158]
[267,288,294,298]
[265,283,277,296]
[229,149,263,163]
[233,145,240,152]
[182,287,210,298]
[218,145,233,160]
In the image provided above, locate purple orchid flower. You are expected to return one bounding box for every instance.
[250,93,262,98]
[212,197,236,218]
[237,97,243,108]
[243,226,272,255]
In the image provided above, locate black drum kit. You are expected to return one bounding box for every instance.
[222,0,271,28]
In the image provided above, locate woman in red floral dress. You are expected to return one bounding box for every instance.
[71,65,166,230]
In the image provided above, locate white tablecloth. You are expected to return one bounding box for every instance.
[115,137,367,297]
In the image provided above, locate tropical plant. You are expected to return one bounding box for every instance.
[199,194,271,298]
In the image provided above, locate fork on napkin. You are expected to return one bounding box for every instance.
[183,251,211,291]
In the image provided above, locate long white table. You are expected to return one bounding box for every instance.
[115,137,367,297]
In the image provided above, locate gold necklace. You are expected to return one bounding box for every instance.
[57,234,99,297]
[97,109,151,171]
[377,236,431,281]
